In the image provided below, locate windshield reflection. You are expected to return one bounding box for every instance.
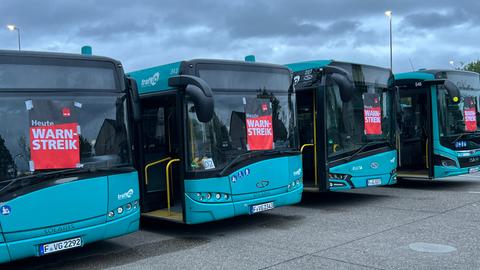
[0,94,132,185]
[187,91,298,172]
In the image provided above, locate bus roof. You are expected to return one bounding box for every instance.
[286,60,390,73]
[0,49,121,65]
[286,60,333,72]
[394,69,479,81]
[128,59,291,95]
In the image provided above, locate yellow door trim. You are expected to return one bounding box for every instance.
[144,157,172,185]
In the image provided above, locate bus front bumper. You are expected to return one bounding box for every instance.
[329,173,397,191]
[0,209,139,264]
[434,165,480,179]
[184,185,303,224]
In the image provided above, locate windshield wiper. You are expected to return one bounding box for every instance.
[346,140,389,162]
[218,150,284,176]
[451,132,480,144]
[0,168,88,193]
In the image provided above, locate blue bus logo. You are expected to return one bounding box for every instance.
[1,205,11,216]
[256,180,269,188]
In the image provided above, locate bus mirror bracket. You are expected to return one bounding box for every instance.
[169,75,214,122]
[323,66,355,103]
[424,79,461,104]
[127,77,141,122]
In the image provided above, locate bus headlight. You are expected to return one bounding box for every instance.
[117,207,124,214]
[288,179,302,190]
[328,173,351,180]
[125,203,132,211]
[190,192,231,202]
[441,159,457,167]
[108,211,115,218]
[434,155,458,167]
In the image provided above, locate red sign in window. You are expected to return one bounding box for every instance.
[29,123,80,170]
[464,96,477,132]
[245,98,274,150]
[363,93,382,135]
[27,100,82,171]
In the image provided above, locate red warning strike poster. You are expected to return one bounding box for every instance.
[464,96,477,132]
[28,100,81,170]
[363,93,382,135]
[245,98,274,150]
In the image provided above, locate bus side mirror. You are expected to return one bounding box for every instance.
[127,77,141,122]
[324,66,355,103]
[424,79,461,104]
[330,73,355,103]
[169,75,214,122]
[444,80,461,104]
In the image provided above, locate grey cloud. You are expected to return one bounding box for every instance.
[403,9,471,29]
[0,0,479,73]
[76,20,157,39]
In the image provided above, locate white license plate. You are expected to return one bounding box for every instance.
[250,202,274,214]
[367,178,382,186]
[469,167,479,174]
[40,237,82,255]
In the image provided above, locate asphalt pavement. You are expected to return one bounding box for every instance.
[5,174,480,270]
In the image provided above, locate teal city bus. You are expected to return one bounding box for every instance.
[394,69,480,179]
[128,59,303,224]
[286,60,397,191]
[0,50,140,263]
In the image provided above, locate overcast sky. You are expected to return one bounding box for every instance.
[0,0,478,73]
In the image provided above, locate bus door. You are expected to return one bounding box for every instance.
[296,89,317,188]
[398,87,432,178]
[139,93,184,222]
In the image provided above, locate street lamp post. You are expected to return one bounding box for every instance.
[6,24,21,51]
[385,11,393,71]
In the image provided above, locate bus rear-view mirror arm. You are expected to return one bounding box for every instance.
[323,66,355,103]
[423,79,461,104]
[169,75,214,122]
[127,77,141,122]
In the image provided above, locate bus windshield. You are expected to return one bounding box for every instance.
[437,71,480,150]
[0,94,131,193]
[0,61,131,195]
[186,65,298,172]
[326,63,393,161]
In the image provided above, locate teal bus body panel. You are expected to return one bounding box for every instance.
[0,244,9,264]
[0,176,108,237]
[329,150,398,190]
[394,72,434,81]
[285,60,332,72]
[184,155,303,224]
[127,62,181,94]
[0,171,139,263]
